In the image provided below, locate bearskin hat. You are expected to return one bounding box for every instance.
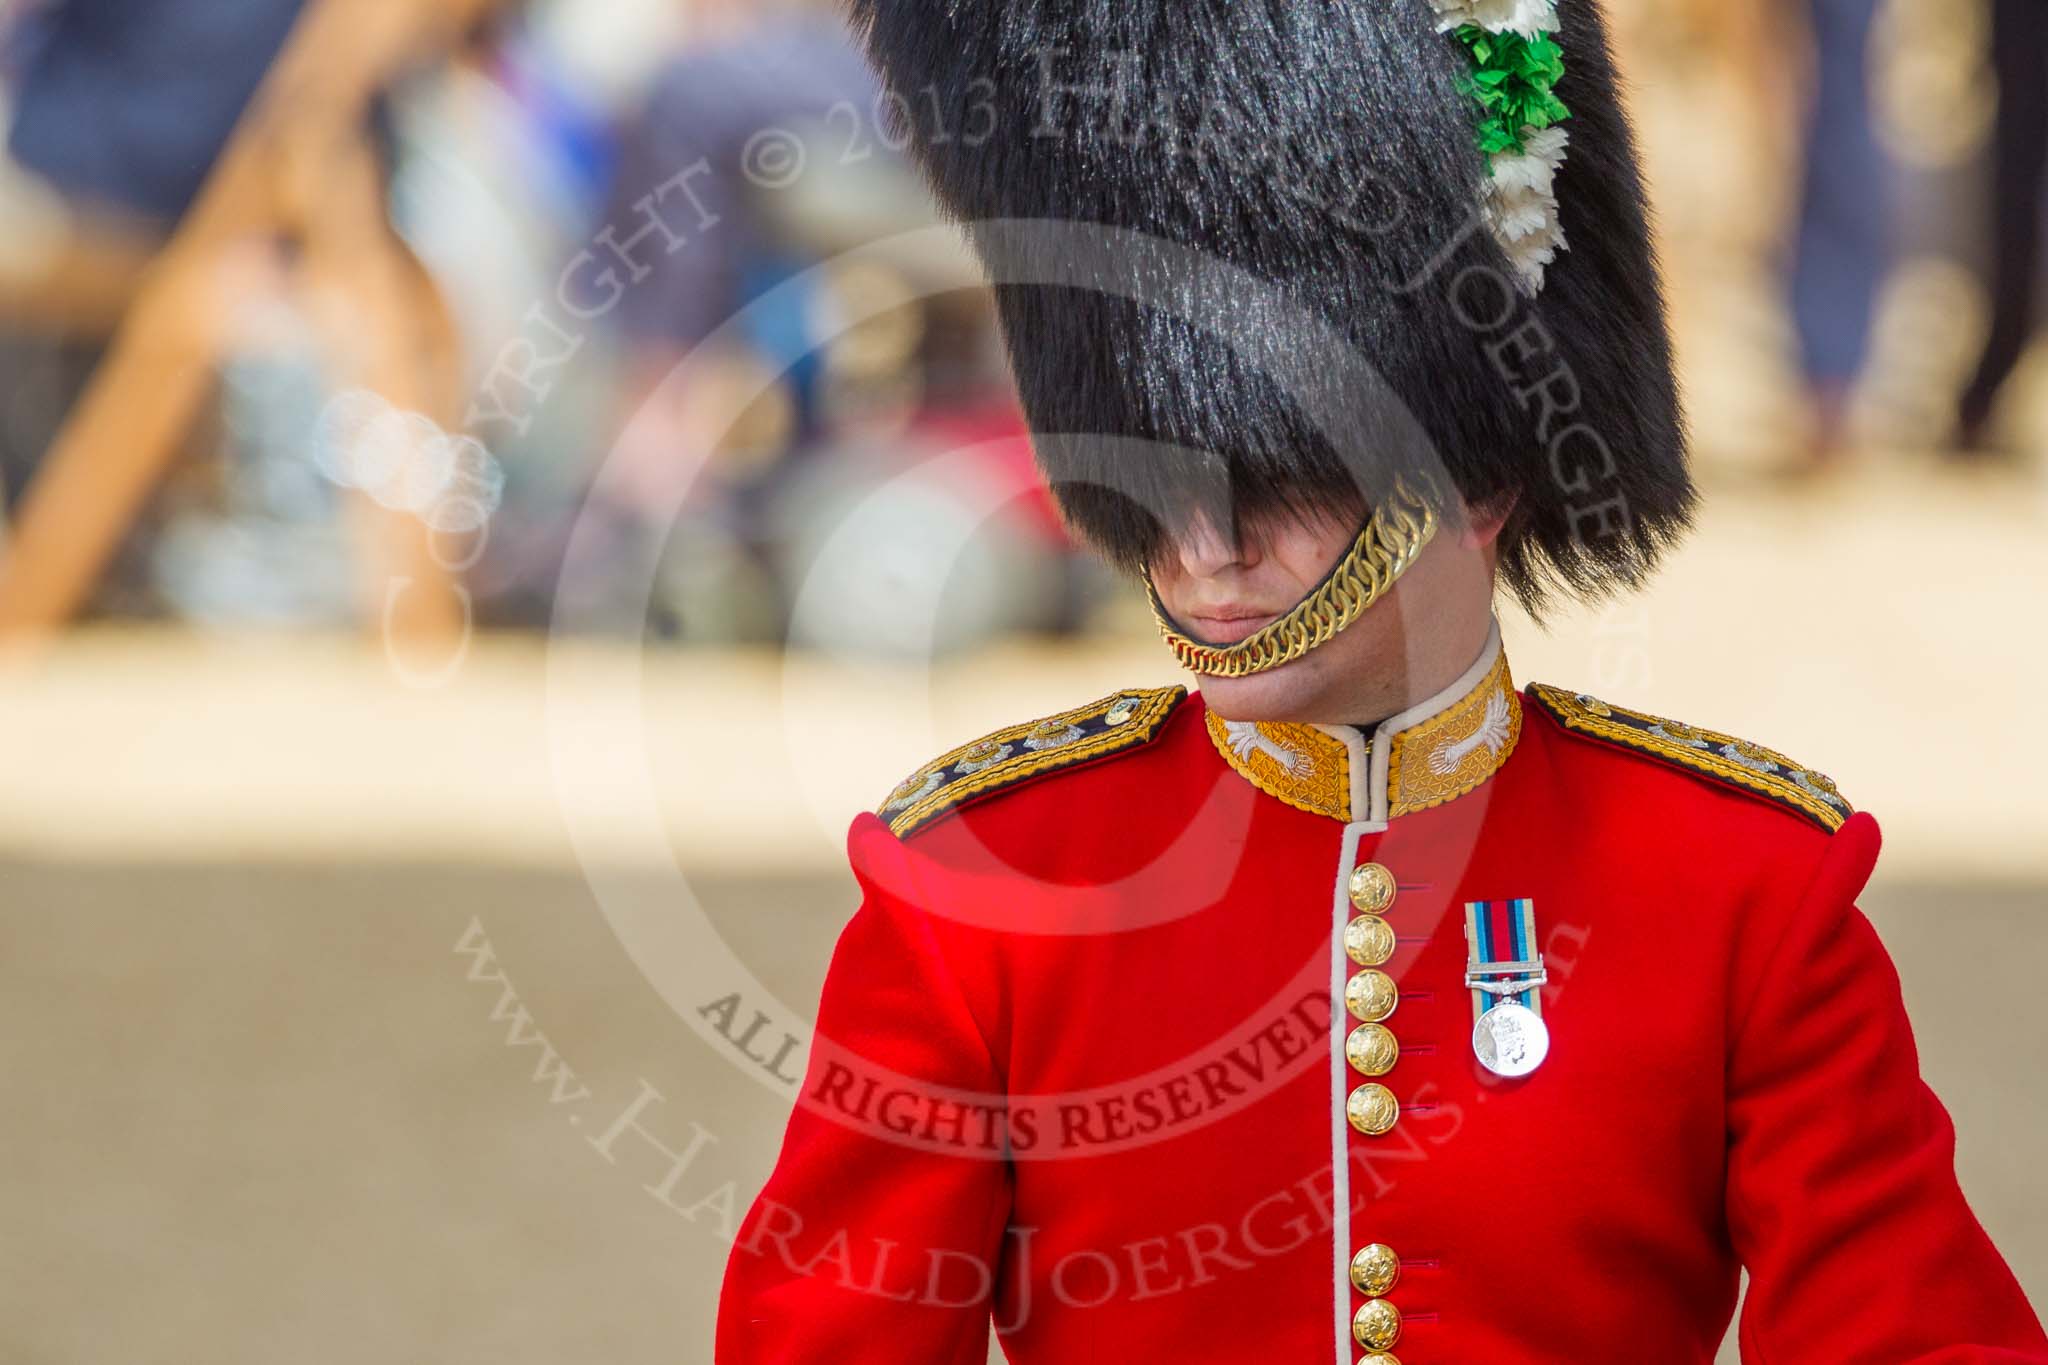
[842,0,1692,610]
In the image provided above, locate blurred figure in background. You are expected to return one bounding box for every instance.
[1955,0,2047,457]
[1785,0,1892,469]
[0,0,312,608]
[601,0,879,464]
[548,0,1084,654]
[4,0,308,229]
[549,0,888,640]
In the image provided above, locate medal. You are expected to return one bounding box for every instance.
[1463,898,1550,1078]
[1472,999,1548,1077]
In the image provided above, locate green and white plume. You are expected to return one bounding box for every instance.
[1430,0,1573,292]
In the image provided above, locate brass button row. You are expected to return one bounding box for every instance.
[1347,865,1404,1357]
[1344,861,1402,1139]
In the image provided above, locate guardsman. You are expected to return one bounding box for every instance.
[718,0,2048,1359]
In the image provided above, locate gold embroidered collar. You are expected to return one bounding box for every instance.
[1203,623,1522,825]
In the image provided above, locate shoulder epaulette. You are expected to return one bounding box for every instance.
[878,686,1188,838]
[1525,683,1852,833]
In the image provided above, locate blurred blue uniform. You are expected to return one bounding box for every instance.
[6,0,309,225]
[601,16,883,433]
[1788,0,1891,388]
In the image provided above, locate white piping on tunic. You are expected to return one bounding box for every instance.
[1327,816,1381,1365]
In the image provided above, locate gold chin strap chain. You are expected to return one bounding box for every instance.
[1146,481,1439,679]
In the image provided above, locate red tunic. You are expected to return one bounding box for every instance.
[717,633,2046,1363]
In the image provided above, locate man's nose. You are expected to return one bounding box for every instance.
[1175,508,1257,578]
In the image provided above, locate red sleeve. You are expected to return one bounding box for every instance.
[1726,812,2048,1362]
[716,817,1010,1363]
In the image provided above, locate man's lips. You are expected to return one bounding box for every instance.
[1184,609,1281,645]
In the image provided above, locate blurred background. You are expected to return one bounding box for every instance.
[0,0,2041,1360]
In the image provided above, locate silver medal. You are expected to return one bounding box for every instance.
[1472,1000,1549,1078]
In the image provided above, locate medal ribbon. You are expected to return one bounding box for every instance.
[1463,897,1544,1025]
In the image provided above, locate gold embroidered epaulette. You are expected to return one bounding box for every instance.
[878,686,1188,838]
[1526,683,1852,832]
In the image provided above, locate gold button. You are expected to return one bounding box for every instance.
[1347,1082,1399,1136]
[1350,1242,1401,1296]
[1348,862,1396,914]
[1344,969,1397,1023]
[1344,914,1395,966]
[1352,1297,1403,1350]
[1358,1355,1401,1365]
[1346,1022,1399,1077]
